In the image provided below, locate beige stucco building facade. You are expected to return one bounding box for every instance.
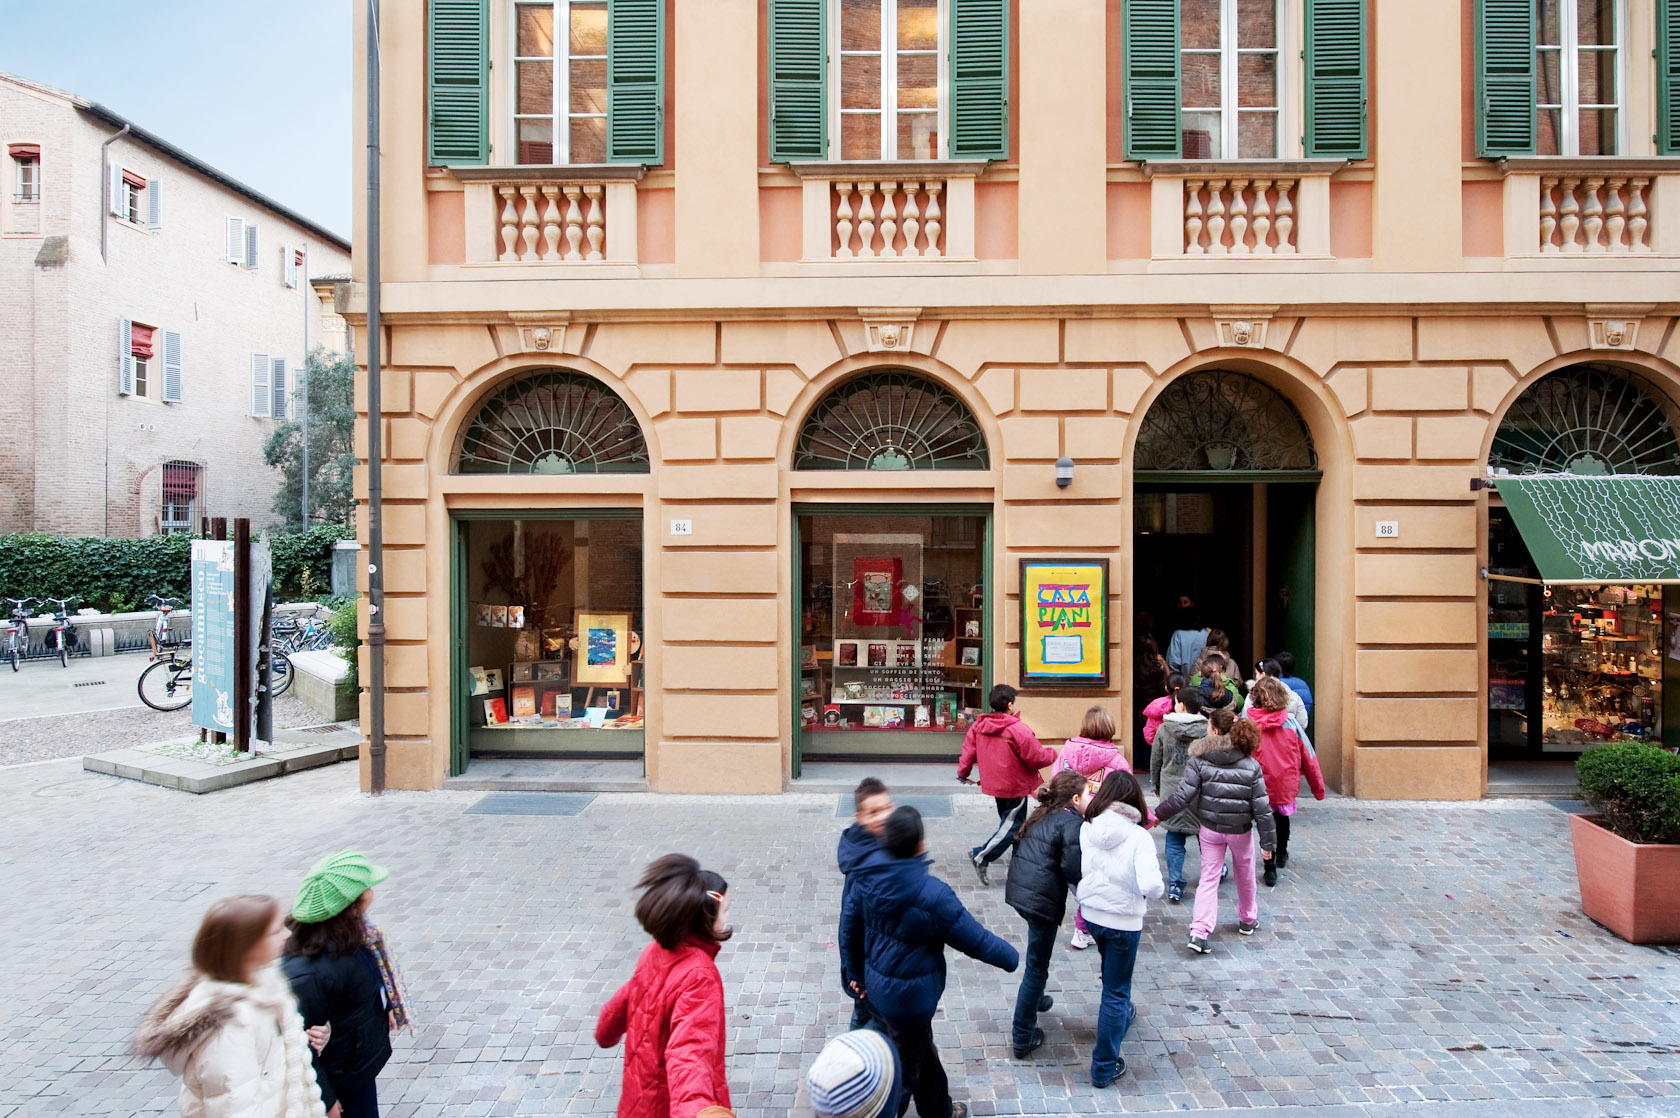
[349,0,1680,796]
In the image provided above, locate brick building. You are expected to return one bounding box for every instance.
[347,1,1680,795]
[0,71,352,537]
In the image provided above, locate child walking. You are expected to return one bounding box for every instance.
[596,855,737,1118]
[837,778,895,1027]
[1149,686,1213,904]
[1074,771,1163,1087]
[1244,676,1325,886]
[1003,771,1087,1058]
[1055,706,1130,949]
[957,684,1057,885]
[1140,673,1188,756]
[1151,711,1275,955]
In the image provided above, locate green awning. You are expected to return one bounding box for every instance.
[1496,475,1680,584]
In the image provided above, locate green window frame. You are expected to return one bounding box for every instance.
[1303,0,1367,159]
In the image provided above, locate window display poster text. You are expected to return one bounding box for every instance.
[1020,559,1109,685]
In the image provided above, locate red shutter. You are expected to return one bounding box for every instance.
[130,324,156,359]
[8,143,40,158]
[121,168,146,189]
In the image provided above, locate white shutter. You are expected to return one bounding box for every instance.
[161,330,183,403]
[282,242,298,288]
[146,179,161,229]
[250,354,272,417]
[244,223,260,269]
[118,317,135,396]
[107,165,124,216]
[271,357,288,420]
[226,217,245,264]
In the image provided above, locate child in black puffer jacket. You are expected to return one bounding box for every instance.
[1151,710,1275,956]
[1002,771,1086,1059]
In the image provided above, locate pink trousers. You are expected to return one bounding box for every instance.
[1190,826,1258,939]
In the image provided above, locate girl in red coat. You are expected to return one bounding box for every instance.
[1245,677,1326,887]
[596,855,736,1118]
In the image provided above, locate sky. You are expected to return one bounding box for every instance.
[1,0,353,237]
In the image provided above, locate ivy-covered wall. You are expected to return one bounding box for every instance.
[0,525,353,613]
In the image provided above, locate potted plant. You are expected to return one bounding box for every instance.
[1569,742,1680,944]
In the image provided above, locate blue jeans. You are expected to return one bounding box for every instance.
[1164,830,1189,888]
[1088,924,1141,1085]
[1010,917,1057,1050]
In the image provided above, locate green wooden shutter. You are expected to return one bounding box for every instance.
[1474,0,1536,157]
[1303,0,1366,158]
[608,0,665,164]
[948,0,1009,160]
[1660,0,1680,154]
[1124,0,1180,160]
[428,0,489,165]
[770,0,827,161]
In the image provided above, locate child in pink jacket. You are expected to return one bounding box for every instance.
[1244,677,1326,889]
[1141,672,1189,750]
[1055,706,1132,951]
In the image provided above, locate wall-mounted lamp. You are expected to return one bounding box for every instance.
[1055,456,1075,489]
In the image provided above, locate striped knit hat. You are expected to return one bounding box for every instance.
[806,1029,896,1118]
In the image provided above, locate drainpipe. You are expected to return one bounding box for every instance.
[300,242,310,529]
[365,0,387,794]
[100,123,130,263]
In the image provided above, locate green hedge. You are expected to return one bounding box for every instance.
[0,525,353,614]
[1577,743,1680,845]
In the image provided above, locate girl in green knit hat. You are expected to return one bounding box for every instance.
[280,852,411,1118]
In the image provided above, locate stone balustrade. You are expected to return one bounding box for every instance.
[495,183,606,262]
[453,167,643,267]
[794,162,986,264]
[1146,162,1341,261]
[1539,175,1651,253]
[1182,177,1298,255]
[1498,160,1678,258]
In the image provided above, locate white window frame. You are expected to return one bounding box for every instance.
[1180,0,1287,160]
[1537,0,1627,156]
[123,179,142,224]
[828,0,949,162]
[509,0,609,166]
[15,155,39,202]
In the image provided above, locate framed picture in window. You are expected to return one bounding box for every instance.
[852,557,903,626]
[573,610,633,686]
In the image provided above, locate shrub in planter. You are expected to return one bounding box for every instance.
[1570,743,1680,944]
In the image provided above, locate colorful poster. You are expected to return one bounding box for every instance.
[191,540,236,732]
[574,610,632,685]
[1020,559,1109,686]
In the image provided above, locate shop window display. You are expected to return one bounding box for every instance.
[798,513,987,757]
[464,517,643,756]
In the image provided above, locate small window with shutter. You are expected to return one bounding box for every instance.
[272,358,289,421]
[282,243,299,288]
[251,354,272,418]
[244,223,261,269]
[161,330,183,403]
[10,144,40,202]
[226,217,245,264]
[146,179,162,229]
[118,317,136,396]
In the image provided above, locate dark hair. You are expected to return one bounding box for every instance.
[1174,685,1204,715]
[1206,628,1230,652]
[881,806,924,858]
[1165,672,1188,693]
[1207,707,1237,735]
[632,854,733,950]
[1019,770,1086,838]
[194,895,279,983]
[1138,632,1160,657]
[1274,651,1297,675]
[1194,652,1226,689]
[854,777,889,810]
[1084,770,1148,824]
[1257,657,1281,678]
[988,683,1018,712]
[1229,718,1261,756]
[1251,675,1290,712]
[284,904,367,960]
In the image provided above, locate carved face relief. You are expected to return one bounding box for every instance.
[1602,321,1626,347]
[878,325,901,349]
[1230,321,1253,345]
[530,327,552,351]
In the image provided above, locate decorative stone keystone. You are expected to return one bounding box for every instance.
[858,308,922,353]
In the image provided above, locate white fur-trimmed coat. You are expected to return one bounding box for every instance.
[135,964,326,1118]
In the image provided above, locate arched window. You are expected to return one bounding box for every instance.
[793,370,989,471]
[1134,370,1316,471]
[453,369,649,475]
[1489,364,1680,476]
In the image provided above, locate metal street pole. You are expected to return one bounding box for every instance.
[300,242,310,529]
[365,0,386,793]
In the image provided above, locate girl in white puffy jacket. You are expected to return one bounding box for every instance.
[136,895,327,1118]
[1074,771,1164,1089]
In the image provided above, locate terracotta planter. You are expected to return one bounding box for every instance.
[1567,813,1680,944]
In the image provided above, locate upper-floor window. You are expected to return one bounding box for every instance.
[835,0,944,160]
[108,165,161,228]
[1181,0,1283,158]
[1538,0,1622,155]
[9,144,39,202]
[118,318,181,402]
[512,0,608,163]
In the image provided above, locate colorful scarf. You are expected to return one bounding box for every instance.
[365,921,415,1034]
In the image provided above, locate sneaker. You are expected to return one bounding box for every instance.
[970,851,989,886]
[1092,1057,1128,1087]
[1187,935,1210,954]
[1038,994,1054,1013]
[1070,929,1095,950]
[1238,919,1259,936]
[1263,862,1278,888]
[951,1106,969,1118]
[1013,1028,1045,1059]
[1166,883,1184,904]
[1221,862,1230,882]
[1276,850,1289,870]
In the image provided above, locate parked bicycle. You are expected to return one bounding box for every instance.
[4,597,34,672]
[147,594,185,653]
[270,613,330,654]
[44,597,79,668]
[138,642,295,712]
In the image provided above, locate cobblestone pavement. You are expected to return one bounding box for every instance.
[2,758,1677,1117]
[0,695,328,766]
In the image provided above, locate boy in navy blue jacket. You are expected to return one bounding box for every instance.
[838,778,895,1028]
[843,806,1019,1118]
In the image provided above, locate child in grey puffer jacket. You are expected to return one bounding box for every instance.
[1151,710,1275,955]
